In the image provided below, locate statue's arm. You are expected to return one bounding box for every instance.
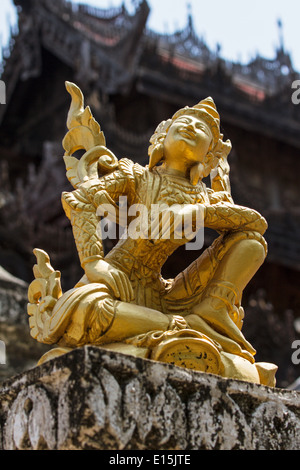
[61,187,105,267]
[62,159,136,259]
[207,189,233,204]
[61,164,137,300]
[204,202,268,235]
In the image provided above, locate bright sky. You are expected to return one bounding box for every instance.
[1,0,300,71]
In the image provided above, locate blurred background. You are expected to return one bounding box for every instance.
[0,0,299,389]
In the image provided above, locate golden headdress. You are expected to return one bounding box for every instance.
[172,97,221,144]
[148,97,232,188]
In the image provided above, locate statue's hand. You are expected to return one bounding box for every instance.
[84,259,134,302]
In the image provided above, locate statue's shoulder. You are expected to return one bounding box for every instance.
[207,187,233,204]
[118,158,146,179]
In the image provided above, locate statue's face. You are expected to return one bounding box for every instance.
[163,114,213,167]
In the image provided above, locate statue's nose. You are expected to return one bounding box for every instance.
[186,124,196,134]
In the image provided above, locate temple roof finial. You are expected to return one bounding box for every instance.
[277,18,284,52]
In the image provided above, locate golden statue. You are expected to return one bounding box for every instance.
[27,82,277,386]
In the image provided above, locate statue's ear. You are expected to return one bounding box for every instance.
[200,152,218,178]
[203,165,212,178]
[149,144,164,170]
[190,163,204,185]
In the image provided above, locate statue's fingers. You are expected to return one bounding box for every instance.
[107,273,121,299]
[122,274,134,301]
[117,272,129,301]
[111,271,130,302]
[126,276,135,300]
[121,273,134,302]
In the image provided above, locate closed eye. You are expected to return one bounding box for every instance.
[175,117,211,137]
[195,123,211,135]
[176,117,191,124]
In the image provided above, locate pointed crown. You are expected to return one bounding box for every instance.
[148,96,231,171]
[171,97,220,144]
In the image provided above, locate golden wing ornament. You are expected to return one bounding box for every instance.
[63,81,119,188]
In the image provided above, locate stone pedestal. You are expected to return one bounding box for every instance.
[0,346,299,450]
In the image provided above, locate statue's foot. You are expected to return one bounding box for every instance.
[191,282,255,356]
[37,347,73,365]
[220,352,277,386]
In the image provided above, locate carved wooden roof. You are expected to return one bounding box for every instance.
[1,0,300,282]
[1,0,299,136]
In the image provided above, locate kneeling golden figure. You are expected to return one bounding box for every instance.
[27,82,277,386]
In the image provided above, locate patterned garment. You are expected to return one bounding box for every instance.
[53,158,267,356]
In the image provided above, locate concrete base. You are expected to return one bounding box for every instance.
[0,345,299,450]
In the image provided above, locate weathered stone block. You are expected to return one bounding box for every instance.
[0,346,299,450]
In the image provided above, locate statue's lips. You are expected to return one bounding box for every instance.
[178,129,196,140]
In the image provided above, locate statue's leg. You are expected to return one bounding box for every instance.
[39,282,170,349]
[210,237,266,305]
[36,279,176,364]
[66,294,171,348]
[96,300,170,345]
[186,234,266,357]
